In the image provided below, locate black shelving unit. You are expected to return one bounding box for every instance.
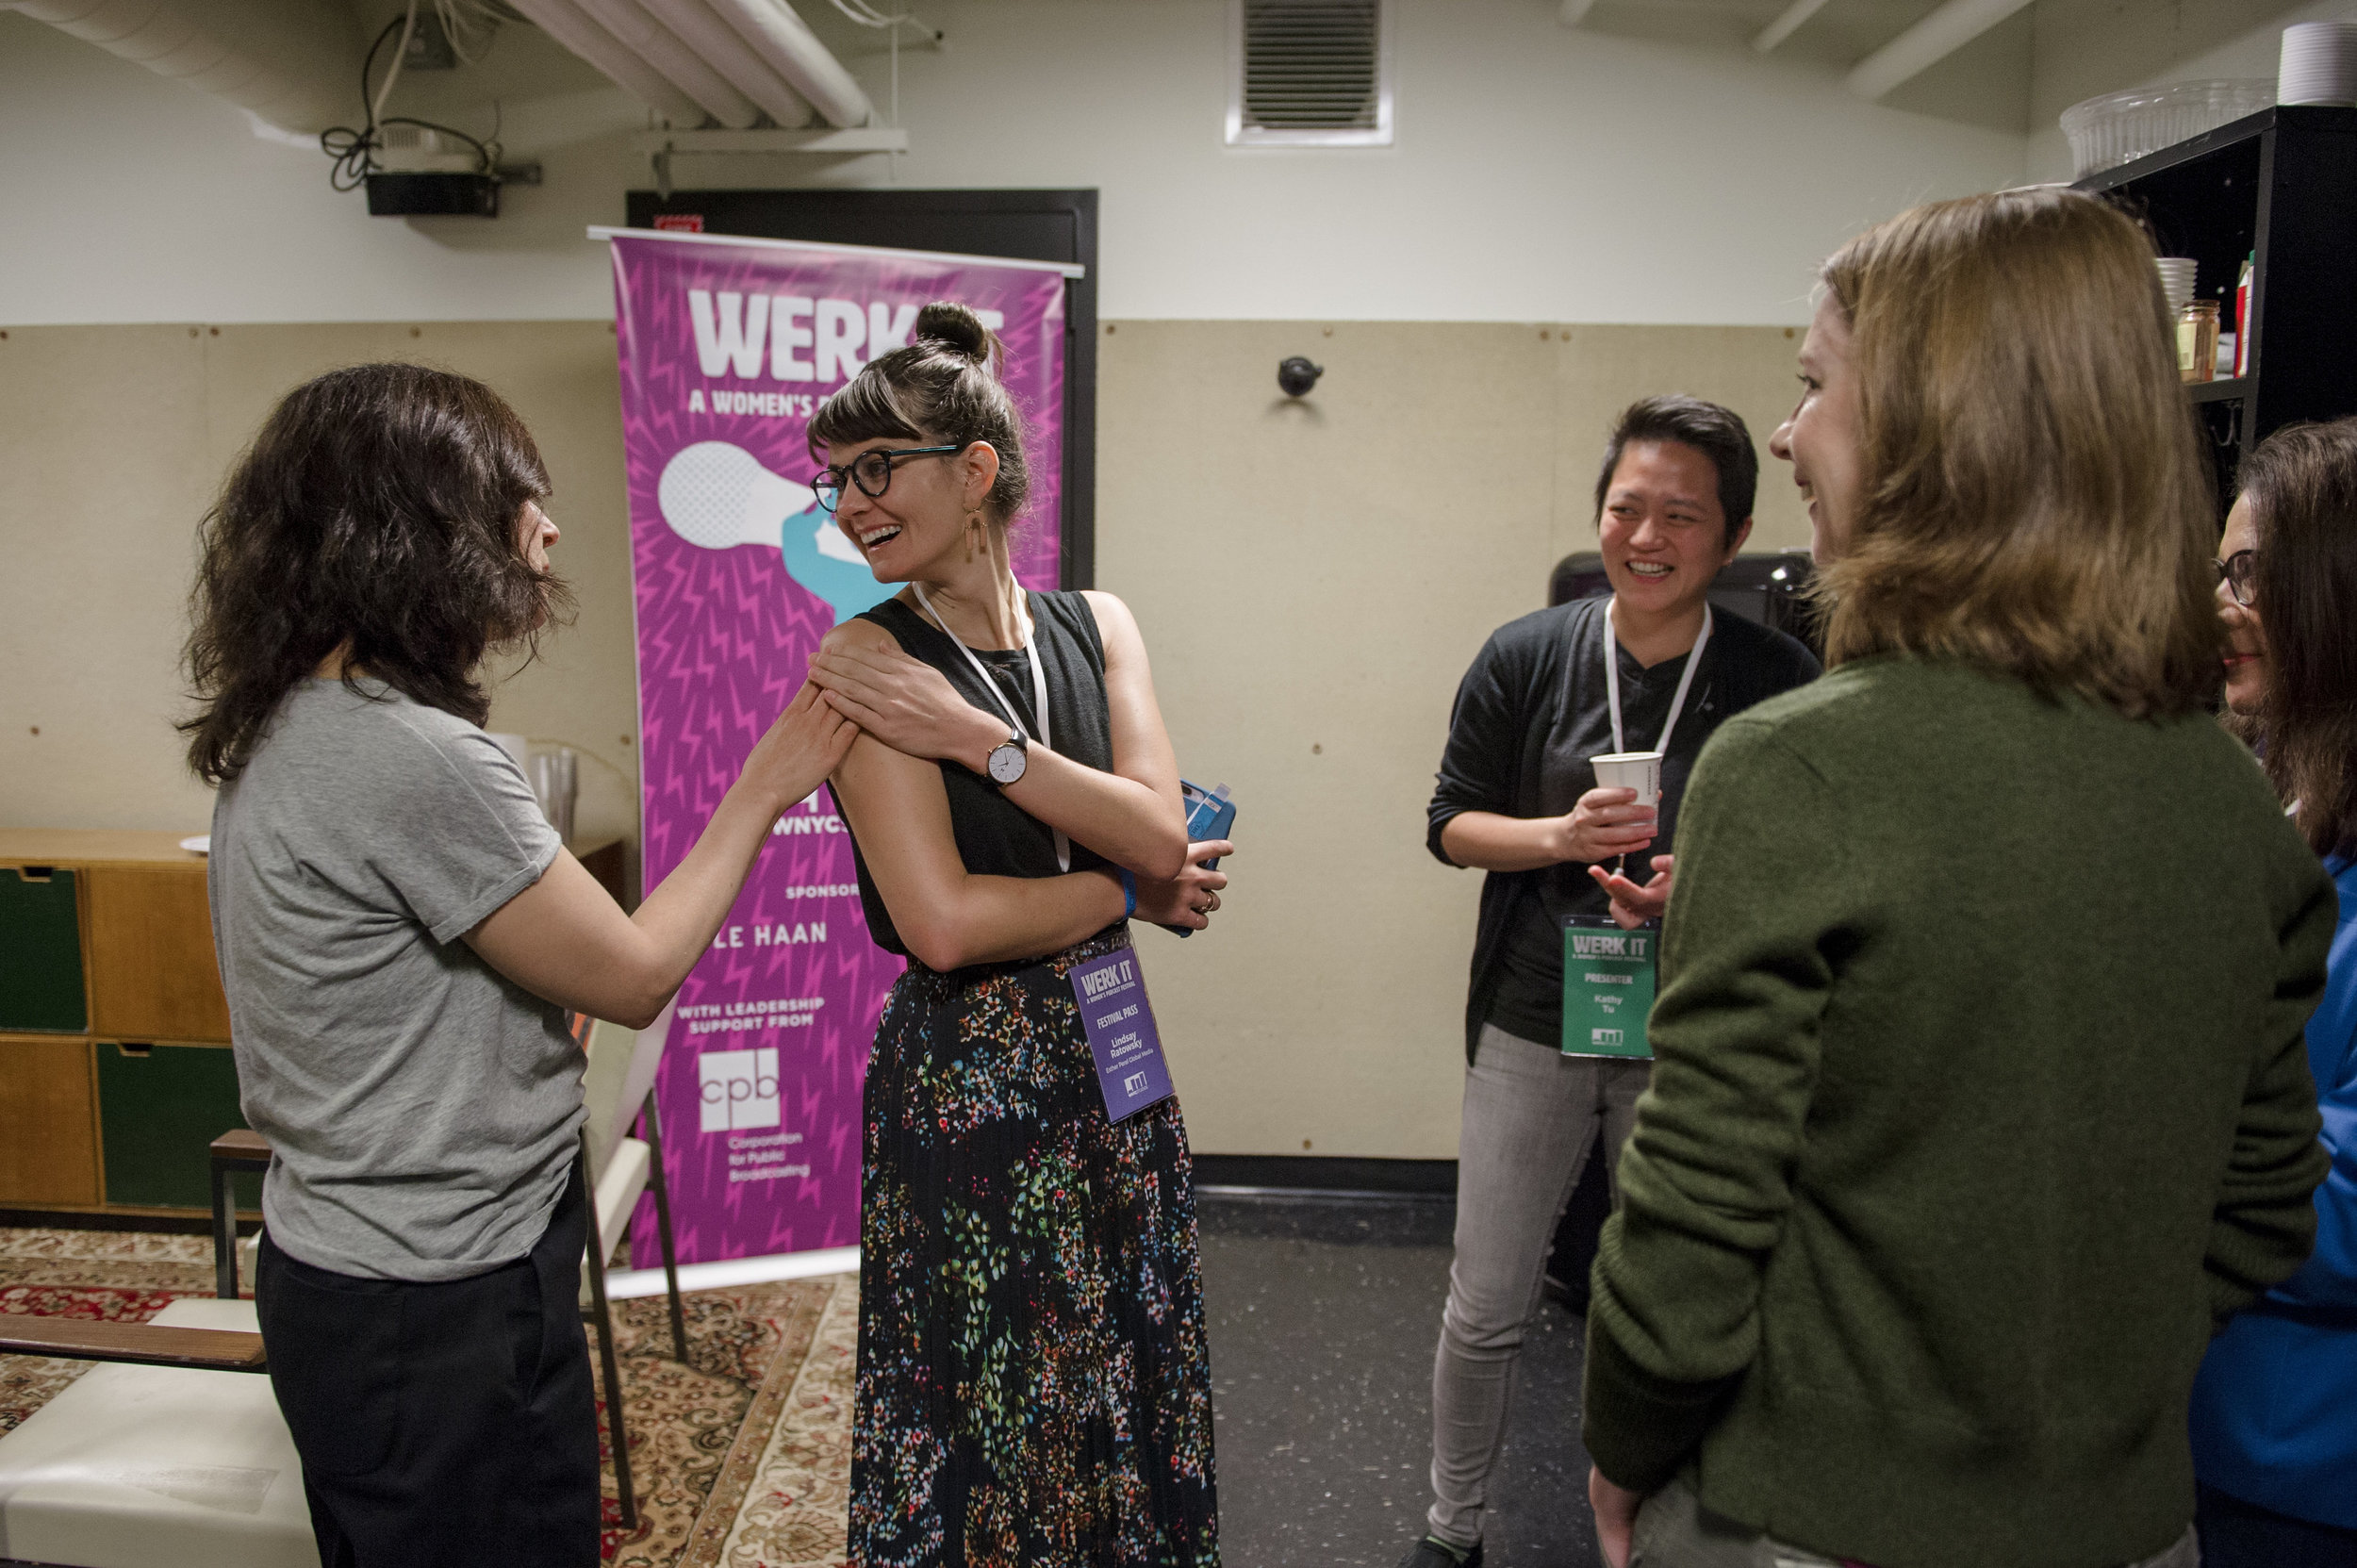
[2075,105,2357,510]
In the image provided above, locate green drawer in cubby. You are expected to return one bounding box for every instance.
[0,867,87,1032]
[96,1041,255,1210]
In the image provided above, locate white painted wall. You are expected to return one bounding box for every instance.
[0,0,2027,326]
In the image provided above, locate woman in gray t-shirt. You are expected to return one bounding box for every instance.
[185,364,853,1567]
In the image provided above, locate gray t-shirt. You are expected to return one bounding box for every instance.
[209,678,583,1281]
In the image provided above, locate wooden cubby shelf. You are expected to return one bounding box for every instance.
[0,831,256,1218]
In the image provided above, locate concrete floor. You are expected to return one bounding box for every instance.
[1200,1193,1601,1568]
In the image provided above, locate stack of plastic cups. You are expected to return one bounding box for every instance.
[2280,21,2357,106]
[2154,257,2199,314]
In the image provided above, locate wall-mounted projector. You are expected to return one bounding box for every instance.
[366,173,499,217]
[366,125,499,218]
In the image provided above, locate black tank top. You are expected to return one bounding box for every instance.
[844,590,1115,959]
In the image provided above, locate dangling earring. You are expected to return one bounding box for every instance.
[964,508,982,558]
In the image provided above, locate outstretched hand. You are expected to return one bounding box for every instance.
[1132,840,1234,932]
[811,640,1001,767]
[743,683,859,811]
[1588,854,1673,930]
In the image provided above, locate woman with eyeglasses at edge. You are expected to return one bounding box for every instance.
[1577,190,2334,1568]
[799,303,1228,1568]
[2184,418,2357,1568]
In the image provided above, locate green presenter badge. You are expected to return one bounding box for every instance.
[1562,919,1656,1059]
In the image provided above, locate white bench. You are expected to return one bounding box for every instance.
[0,1298,320,1568]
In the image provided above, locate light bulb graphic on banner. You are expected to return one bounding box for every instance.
[656,440,897,623]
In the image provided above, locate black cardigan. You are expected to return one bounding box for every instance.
[1426,598,1821,1059]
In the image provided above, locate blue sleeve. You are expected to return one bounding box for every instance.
[2269,872,2357,1312]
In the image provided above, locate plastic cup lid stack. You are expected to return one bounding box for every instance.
[2282,22,2357,107]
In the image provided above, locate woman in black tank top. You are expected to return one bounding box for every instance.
[804,304,1230,1568]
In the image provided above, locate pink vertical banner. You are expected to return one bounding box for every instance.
[597,226,1079,1263]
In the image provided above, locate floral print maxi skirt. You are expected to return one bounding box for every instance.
[850,929,1220,1568]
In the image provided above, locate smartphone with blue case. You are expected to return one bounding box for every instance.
[1162,781,1236,937]
[1181,781,1235,868]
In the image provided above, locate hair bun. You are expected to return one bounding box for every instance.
[915,302,997,368]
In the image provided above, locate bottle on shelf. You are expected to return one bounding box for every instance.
[2233,253,2254,378]
[2178,300,2220,384]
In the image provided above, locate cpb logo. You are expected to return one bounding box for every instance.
[699,1048,780,1131]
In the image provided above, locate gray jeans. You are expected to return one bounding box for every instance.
[1629,1477,2202,1568]
[1426,1023,1650,1546]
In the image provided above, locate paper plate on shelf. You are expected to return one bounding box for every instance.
[180,835,210,855]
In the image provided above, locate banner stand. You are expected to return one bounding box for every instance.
[594,224,1080,1268]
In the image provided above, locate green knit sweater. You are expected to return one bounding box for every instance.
[1582,655,2334,1568]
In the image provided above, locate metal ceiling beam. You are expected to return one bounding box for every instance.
[1846,0,2035,99]
[1752,0,1834,55]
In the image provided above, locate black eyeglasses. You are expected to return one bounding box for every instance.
[811,444,964,513]
[2216,549,2257,607]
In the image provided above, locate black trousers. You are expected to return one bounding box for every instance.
[256,1159,602,1568]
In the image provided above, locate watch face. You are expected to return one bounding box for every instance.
[987,742,1027,785]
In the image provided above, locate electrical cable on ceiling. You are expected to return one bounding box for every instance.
[818,0,933,130]
[432,0,515,66]
[820,0,941,130]
[374,0,420,125]
[825,0,933,38]
[320,4,503,192]
[435,1,486,65]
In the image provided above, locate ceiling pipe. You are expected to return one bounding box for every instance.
[1846,0,2035,99]
[4,0,354,134]
[637,0,816,127]
[1752,0,1833,54]
[571,0,764,126]
[502,0,710,125]
[704,0,873,129]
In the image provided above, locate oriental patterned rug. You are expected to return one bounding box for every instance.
[0,1227,855,1567]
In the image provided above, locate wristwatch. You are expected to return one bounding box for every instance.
[984,731,1028,788]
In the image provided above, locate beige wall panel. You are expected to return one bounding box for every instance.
[192,322,644,894]
[6,318,1812,1159]
[1096,322,1558,1159]
[0,323,641,889]
[1551,323,1815,558]
[1100,321,1815,1158]
[0,326,215,834]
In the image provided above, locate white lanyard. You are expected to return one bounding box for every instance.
[911,582,1071,873]
[1604,599,1712,758]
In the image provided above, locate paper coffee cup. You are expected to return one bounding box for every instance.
[1591,751,1663,807]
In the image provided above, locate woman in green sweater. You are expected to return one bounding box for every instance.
[1580,189,2336,1568]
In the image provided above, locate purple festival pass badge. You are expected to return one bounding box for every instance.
[1069,945,1175,1122]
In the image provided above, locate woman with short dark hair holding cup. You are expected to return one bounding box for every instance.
[1400,396,1820,1568]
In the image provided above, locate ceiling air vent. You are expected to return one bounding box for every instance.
[1228,0,1394,147]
